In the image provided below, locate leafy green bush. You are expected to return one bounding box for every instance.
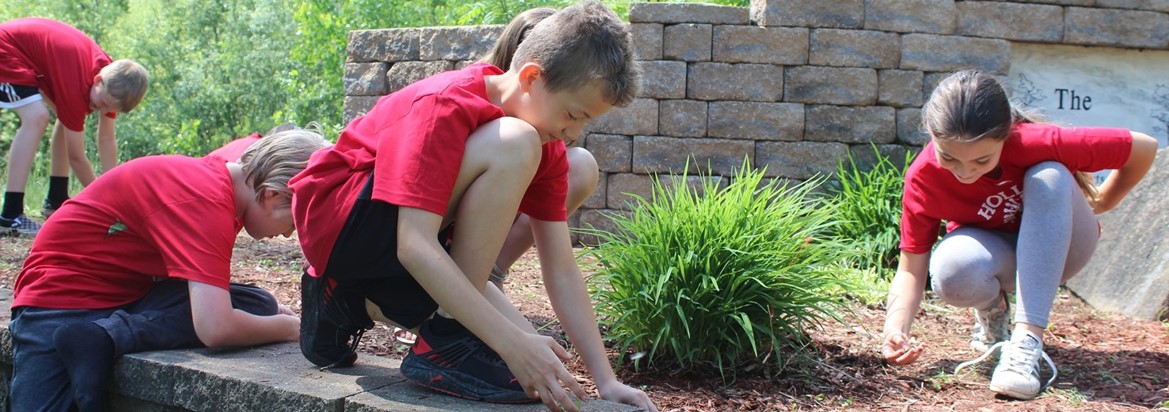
[825,146,915,277]
[582,161,854,378]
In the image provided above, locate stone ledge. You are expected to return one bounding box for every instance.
[0,289,637,411]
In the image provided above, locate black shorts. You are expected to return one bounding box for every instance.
[323,172,453,329]
[0,83,40,105]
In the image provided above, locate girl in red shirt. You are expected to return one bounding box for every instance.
[880,70,1157,400]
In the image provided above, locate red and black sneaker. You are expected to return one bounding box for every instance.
[400,318,535,403]
[299,273,373,369]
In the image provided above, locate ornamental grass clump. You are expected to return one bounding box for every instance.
[826,146,915,277]
[581,161,855,378]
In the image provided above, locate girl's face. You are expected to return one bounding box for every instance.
[932,137,1006,184]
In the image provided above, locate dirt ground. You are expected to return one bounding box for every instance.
[3,234,1168,411]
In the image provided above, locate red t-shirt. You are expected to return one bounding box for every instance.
[0,17,116,132]
[207,133,262,162]
[899,123,1132,254]
[14,155,242,310]
[290,63,568,277]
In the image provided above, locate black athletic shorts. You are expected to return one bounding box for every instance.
[0,83,40,103]
[322,172,454,329]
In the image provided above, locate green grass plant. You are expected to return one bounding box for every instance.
[824,145,915,279]
[581,160,855,378]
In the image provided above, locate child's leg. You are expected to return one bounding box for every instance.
[53,280,279,409]
[1014,161,1098,331]
[440,117,543,294]
[46,121,72,210]
[989,161,1097,399]
[9,307,115,412]
[493,147,599,278]
[929,226,1017,310]
[2,101,51,219]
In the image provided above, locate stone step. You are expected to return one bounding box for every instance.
[0,289,638,411]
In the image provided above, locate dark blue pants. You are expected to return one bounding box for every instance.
[9,280,277,411]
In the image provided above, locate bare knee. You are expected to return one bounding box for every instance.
[565,147,599,211]
[14,104,50,137]
[476,117,542,173]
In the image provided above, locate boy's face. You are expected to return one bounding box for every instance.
[516,64,614,144]
[243,192,295,240]
[89,79,121,114]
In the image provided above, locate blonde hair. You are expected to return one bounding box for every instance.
[511,0,641,107]
[922,70,1098,203]
[98,59,149,112]
[479,7,557,70]
[238,124,331,204]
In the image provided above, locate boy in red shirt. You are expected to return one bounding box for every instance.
[294,2,656,411]
[0,17,149,235]
[881,70,1157,400]
[9,128,328,411]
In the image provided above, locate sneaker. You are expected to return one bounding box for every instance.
[988,331,1058,400]
[970,295,1010,353]
[0,214,41,236]
[488,264,509,291]
[299,274,372,370]
[41,199,62,219]
[400,318,534,403]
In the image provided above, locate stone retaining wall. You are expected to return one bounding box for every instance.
[342,0,1169,242]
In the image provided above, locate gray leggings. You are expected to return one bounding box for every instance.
[929,161,1098,328]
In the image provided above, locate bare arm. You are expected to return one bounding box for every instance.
[397,207,586,411]
[882,250,929,365]
[188,281,298,347]
[96,115,118,174]
[1093,131,1157,214]
[62,128,97,187]
[531,218,658,412]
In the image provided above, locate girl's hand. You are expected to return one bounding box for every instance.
[277,304,295,316]
[598,381,659,412]
[882,332,924,365]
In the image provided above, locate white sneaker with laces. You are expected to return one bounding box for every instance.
[988,330,1058,400]
[970,295,1010,353]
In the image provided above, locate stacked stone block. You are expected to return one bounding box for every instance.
[344,0,1169,243]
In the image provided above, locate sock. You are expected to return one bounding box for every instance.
[53,322,115,412]
[46,176,70,208]
[2,191,24,219]
[428,314,467,337]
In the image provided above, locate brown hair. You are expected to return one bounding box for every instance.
[97,59,149,112]
[922,70,1098,202]
[479,7,556,70]
[239,123,331,204]
[510,0,641,107]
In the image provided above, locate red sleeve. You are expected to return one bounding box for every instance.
[1048,126,1133,172]
[141,197,237,290]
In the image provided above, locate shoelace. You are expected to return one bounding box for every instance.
[954,341,1059,390]
[319,328,367,371]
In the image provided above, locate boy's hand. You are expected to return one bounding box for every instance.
[882,332,924,365]
[500,333,586,412]
[277,304,295,316]
[598,381,658,412]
